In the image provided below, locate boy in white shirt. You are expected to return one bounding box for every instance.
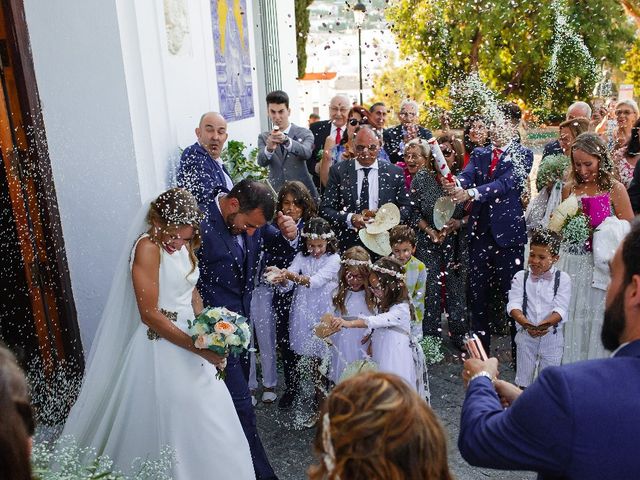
[507,229,571,388]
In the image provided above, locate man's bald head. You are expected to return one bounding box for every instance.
[329,95,350,128]
[196,112,228,159]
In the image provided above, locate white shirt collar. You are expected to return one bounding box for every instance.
[355,159,379,171]
[611,341,631,358]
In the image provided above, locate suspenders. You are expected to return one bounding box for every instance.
[522,270,561,334]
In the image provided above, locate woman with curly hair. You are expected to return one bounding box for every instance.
[556,133,633,362]
[308,371,452,480]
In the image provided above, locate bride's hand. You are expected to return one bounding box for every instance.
[199,349,228,369]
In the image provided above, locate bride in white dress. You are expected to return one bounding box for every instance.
[61,188,255,479]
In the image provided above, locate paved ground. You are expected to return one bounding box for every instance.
[255,334,536,480]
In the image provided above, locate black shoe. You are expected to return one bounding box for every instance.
[277,389,296,410]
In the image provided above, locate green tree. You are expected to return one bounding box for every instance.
[294,0,315,78]
[622,38,640,87]
[382,0,635,113]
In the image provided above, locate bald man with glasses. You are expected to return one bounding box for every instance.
[319,126,410,254]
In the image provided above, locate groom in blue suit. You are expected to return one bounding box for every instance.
[197,180,298,480]
[458,221,640,480]
[445,115,533,355]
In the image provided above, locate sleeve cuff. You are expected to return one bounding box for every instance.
[552,308,567,324]
[263,147,274,159]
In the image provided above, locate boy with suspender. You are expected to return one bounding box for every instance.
[507,229,572,388]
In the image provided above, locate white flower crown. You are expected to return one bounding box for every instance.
[301,231,335,240]
[371,264,405,280]
[340,258,372,267]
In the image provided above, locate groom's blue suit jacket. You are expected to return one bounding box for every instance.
[459,340,640,479]
[196,198,292,317]
[457,143,533,248]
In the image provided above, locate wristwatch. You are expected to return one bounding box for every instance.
[467,188,477,199]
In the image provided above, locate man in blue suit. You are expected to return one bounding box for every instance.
[197,180,298,480]
[458,220,640,480]
[445,115,533,355]
[177,112,234,204]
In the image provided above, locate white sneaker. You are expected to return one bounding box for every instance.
[261,389,277,404]
[250,390,258,407]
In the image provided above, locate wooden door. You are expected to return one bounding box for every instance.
[0,0,83,384]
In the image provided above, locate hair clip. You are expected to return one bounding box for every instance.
[301,231,335,240]
[371,264,405,280]
[340,258,372,267]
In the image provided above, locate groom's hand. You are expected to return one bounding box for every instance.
[275,211,298,240]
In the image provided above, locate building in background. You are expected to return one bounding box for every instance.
[296,0,397,118]
[0,0,298,374]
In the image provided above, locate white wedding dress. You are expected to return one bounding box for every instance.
[61,234,255,479]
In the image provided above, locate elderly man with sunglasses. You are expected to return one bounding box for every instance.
[320,126,411,254]
[383,99,432,164]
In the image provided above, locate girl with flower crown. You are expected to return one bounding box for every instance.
[331,257,427,396]
[328,246,376,384]
[270,217,341,419]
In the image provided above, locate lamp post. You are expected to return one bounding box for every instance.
[353,2,366,105]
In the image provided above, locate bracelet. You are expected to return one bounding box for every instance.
[469,371,495,384]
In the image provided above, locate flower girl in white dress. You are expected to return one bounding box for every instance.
[271,217,341,416]
[329,246,375,384]
[331,257,426,396]
[61,189,255,479]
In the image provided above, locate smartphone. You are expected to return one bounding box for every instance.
[464,333,488,361]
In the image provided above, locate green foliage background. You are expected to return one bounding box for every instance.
[375,0,636,121]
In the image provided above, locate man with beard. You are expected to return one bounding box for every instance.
[197,179,298,480]
[177,112,234,204]
[456,220,640,480]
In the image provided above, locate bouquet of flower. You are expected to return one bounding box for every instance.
[419,335,445,365]
[188,307,251,379]
[535,154,569,192]
[561,212,592,250]
[548,195,579,232]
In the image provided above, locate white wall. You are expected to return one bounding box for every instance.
[24,0,142,352]
[24,0,268,351]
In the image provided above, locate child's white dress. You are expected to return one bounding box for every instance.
[363,302,417,390]
[329,289,372,383]
[283,252,341,358]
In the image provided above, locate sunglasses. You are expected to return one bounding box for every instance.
[441,148,454,156]
[355,144,379,153]
[349,118,368,126]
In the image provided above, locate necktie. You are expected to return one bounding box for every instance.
[335,127,342,144]
[358,168,371,212]
[232,235,245,264]
[488,148,503,177]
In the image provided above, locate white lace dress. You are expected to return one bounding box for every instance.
[62,235,255,479]
[283,252,341,358]
[329,289,372,383]
[557,195,610,363]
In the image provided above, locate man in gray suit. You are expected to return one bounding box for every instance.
[257,90,318,200]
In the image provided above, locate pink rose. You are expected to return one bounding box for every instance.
[214,321,237,335]
[194,335,208,349]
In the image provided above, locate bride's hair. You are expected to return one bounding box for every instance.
[147,188,204,271]
[569,133,615,190]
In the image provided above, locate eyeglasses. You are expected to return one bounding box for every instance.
[349,118,368,126]
[355,144,379,153]
[616,109,635,116]
[330,106,349,114]
[404,153,425,160]
[399,111,417,117]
